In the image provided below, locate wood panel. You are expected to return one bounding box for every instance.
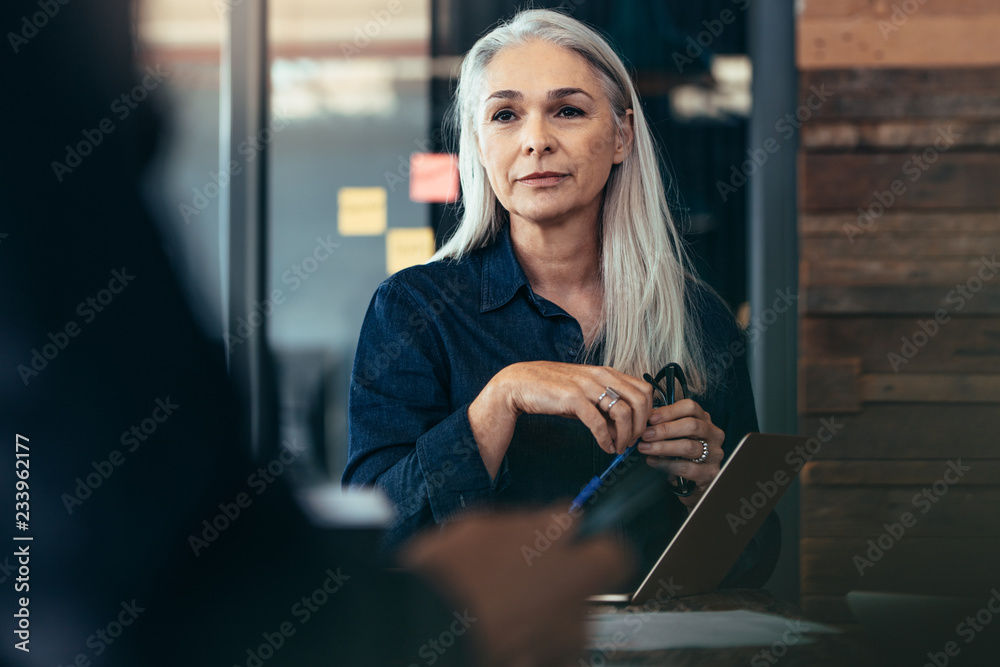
[802,317,1000,374]
[800,358,861,413]
[803,369,1000,410]
[801,233,1000,259]
[802,460,1000,485]
[800,0,1000,18]
[802,120,1000,150]
[803,284,1000,315]
[798,16,1000,70]
[802,257,1000,287]
[801,212,1000,236]
[800,537,1000,595]
[801,153,1000,212]
[796,36,1000,623]
[860,373,1000,403]
[800,405,1000,459]
[799,69,1000,120]
[801,486,1000,538]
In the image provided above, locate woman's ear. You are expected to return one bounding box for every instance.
[613,109,635,165]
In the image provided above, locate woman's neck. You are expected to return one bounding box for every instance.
[509,217,602,296]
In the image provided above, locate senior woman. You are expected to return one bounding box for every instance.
[344,9,779,585]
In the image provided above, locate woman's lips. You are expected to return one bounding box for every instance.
[518,172,567,187]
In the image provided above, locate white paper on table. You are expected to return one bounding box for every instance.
[586,609,839,652]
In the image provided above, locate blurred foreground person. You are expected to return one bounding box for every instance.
[0,1,629,665]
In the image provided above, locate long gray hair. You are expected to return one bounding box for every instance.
[432,8,708,392]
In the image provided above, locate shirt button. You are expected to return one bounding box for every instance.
[568,347,577,357]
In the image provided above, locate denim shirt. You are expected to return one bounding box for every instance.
[344,225,779,586]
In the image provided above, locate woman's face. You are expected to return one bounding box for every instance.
[476,39,631,232]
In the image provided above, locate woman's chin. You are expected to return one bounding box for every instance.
[508,208,591,230]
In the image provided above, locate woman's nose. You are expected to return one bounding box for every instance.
[521,114,555,155]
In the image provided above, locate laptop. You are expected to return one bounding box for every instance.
[587,433,808,604]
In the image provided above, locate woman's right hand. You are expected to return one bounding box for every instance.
[467,361,653,478]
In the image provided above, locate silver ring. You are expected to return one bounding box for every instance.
[691,440,709,464]
[606,397,619,410]
[597,387,619,411]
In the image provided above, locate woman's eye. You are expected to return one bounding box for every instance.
[558,106,583,118]
[492,109,515,122]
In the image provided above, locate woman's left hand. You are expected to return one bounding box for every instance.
[636,398,725,509]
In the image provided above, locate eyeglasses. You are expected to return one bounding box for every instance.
[569,362,696,514]
[643,363,695,497]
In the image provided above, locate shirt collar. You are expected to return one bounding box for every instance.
[480,224,529,313]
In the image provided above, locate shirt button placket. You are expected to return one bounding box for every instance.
[563,322,584,363]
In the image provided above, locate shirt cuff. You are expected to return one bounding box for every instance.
[414,403,511,524]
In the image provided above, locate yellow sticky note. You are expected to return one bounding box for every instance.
[386,227,436,276]
[338,187,386,236]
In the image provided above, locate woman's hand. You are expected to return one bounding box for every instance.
[468,361,653,478]
[636,398,725,509]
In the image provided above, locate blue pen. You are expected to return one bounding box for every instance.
[569,441,639,513]
[570,363,693,513]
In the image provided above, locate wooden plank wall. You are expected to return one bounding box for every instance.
[796,0,1000,623]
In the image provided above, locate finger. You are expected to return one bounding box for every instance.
[637,437,721,463]
[593,369,651,448]
[649,398,713,426]
[608,371,653,444]
[643,415,724,450]
[669,459,720,484]
[605,396,635,453]
[646,456,719,484]
[577,402,615,453]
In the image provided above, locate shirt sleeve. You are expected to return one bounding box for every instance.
[343,280,511,553]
